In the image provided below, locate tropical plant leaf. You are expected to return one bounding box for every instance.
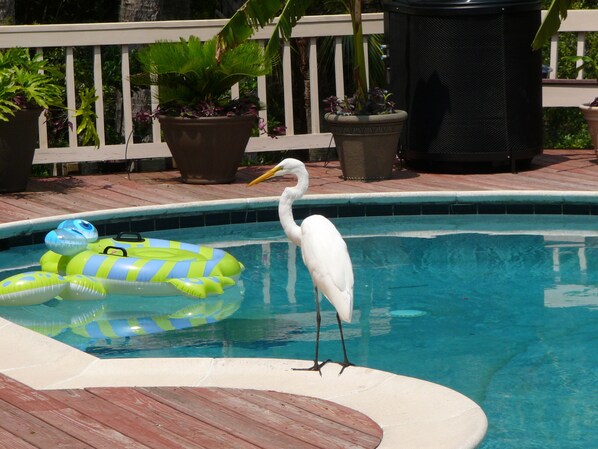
[263,0,313,60]
[216,0,284,58]
[532,0,572,50]
[74,87,100,147]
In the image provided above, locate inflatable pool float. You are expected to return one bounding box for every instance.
[0,219,244,307]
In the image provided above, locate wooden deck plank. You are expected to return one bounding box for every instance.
[86,387,261,449]
[251,389,383,438]
[44,388,203,449]
[185,388,380,449]
[0,376,146,449]
[0,426,38,449]
[0,398,95,449]
[140,386,323,449]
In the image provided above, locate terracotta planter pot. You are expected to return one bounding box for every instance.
[580,103,598,156]
[324,111,408,181]
[0,108,43,193]
[158,115,256,184]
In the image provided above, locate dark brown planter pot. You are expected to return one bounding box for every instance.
[580,104,598,157]
[324,111,408,181]
[0,108,43,193]
[158,114,256,184]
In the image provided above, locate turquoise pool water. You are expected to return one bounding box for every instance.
[1,214,597,449]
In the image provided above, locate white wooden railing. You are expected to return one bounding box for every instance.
[541,9,598,107]
[0,10,596,167]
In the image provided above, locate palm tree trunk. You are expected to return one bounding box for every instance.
[0,0,15,24]
[119,0,160,22]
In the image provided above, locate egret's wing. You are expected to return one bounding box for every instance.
[300,215,354,322]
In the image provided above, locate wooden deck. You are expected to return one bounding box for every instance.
[0,373,382,449]
[1,149,597,225]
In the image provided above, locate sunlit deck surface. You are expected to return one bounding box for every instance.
[1,149,597,224]
[0,373,382,449]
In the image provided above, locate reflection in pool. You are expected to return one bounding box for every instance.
[1,215,597,449]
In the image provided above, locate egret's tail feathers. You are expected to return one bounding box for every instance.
[335,290,353,323]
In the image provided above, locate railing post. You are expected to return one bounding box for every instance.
[309,37,320,134]
[283,41,295,136]
[334,37,345,98]
[120,45,134,148]
[65,47,77,149]
[93,46,106,147]
[257,40,268,137]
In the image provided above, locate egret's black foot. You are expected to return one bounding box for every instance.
[293,359,331,375]
[337,360,355,375]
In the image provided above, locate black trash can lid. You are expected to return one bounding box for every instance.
[382,0,541,14]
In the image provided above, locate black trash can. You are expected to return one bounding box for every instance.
[383,0,543,171]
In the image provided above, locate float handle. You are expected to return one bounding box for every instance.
[103,246,128,257]
[115,232,145,242]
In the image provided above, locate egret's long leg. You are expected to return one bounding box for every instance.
[294,286,330,373]
[336,312,354,374]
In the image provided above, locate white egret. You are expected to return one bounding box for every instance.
[248,158,354,373]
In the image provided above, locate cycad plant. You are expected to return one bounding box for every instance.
[132,36,273,117]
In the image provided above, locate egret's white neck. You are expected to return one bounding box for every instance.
[278,170,308,247]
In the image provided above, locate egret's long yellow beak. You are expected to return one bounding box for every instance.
[247,166,282,187]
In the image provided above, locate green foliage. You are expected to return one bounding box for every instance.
[262,0,314,60]
[0,47,99,147]
[217,0,371,112]
[217,0,287,57]
[544,107,593,148]
[75,88,100,147]
[566,55,598,80]
[533,0,572,50]
[132,36,273,109]
[0,48,64,121]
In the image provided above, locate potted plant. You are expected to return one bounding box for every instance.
[533,0,597,156]
[323,86,407,181]
[0,47,98,193]
[131,36,274,184]
[215,0,408,181]
[569,56,598,156]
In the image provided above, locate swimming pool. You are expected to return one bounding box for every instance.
[1,212,596,449]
